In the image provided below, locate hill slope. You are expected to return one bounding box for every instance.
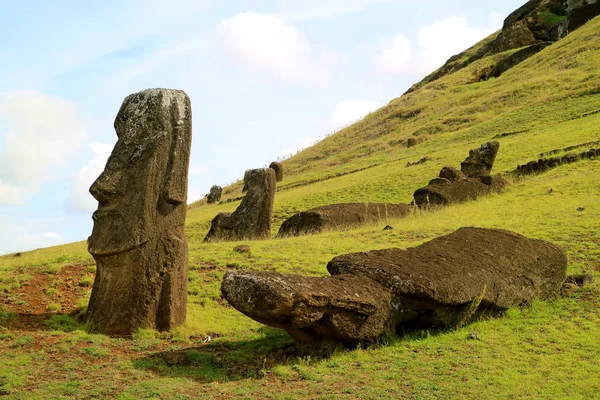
[1,13,599,400]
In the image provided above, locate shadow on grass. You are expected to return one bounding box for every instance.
[133,325,456,384]
[3,311,82,332]
[132,326,345,383]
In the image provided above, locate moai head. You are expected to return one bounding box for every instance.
[88,89,192,256]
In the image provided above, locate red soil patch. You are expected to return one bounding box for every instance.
[1,263,95,330]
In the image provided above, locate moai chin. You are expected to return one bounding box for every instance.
[86,88,192,335]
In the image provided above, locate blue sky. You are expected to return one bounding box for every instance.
[0,0,526,254]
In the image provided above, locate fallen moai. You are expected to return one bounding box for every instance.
[222,227,567,344]
[86,88,192,335]
[414,142,506,207]
[277,203,412,238]
[207,185,222,204]
[204,168,276,242]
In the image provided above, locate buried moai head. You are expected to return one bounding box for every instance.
[88,89,192,256]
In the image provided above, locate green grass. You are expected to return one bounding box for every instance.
[0,14,599,400]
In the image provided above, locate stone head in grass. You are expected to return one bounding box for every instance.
[86,88,192,335]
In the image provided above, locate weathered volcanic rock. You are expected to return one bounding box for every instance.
[414,142,505,207]
[461,141,500,178]
[86,88,191,335]
[207,185,222,204]
[221,228,567,344]
[328,227,567,328]
[269,161,284,182]
[277,203,412,237]
[439,166,466,182]
[205,168,276,242]
[221,271,394,343]
[414,175,506,207]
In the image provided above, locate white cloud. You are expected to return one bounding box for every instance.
[374,33,413,74]
[216,12,338,86]
[66,142,113,213]
[331,100,382,129]
[0,91,88,205]
[416,16,494,73]
[375,13,498,76]
[42,232,61,239]
[15,232,63,250]
[276,0,390,21]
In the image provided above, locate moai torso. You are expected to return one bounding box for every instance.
[86,88,192,334]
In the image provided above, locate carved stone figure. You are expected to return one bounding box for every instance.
[277,203,411,238]
[414,142,505,207]
[269,161,284,182]
[207,185,222,204]
[222,228,567,344]
[204,168,276,242]
[86,88,192,335]
[460,141,500,178]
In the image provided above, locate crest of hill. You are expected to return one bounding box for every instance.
[271,14,600,191]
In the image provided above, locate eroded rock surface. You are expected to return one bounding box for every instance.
[414,142,505,207]
[205,168,276,242]
[222,228,567,344]
[86,88,191,335]
[269,161,284,182]
[221,271,394,343]
[328,227,567,328]
[277,203,412,238]
[461,141,500,178]
[207,185,222,204]
[414,175,506,206]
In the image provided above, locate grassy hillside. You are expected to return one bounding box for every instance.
[1,15,599,400]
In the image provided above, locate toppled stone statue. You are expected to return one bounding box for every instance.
[222,228,567,344]
[277,203,412,238]
[460,141,500,178]
[414,142,506,207]
[207,185,222,204]
[205,168,276,242]
[86,88,192,335]
[269,161,284,182]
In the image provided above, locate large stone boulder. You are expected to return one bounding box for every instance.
[567,0,600,30]
[269,161,284,182]
[460,141,500,178]
[328,227,567,328]
[221,271,394,343]
[277,203,412,237]
[207,185,222,204]
[222,228,567,344]
[86,88,191,335]
[204,168,276,242]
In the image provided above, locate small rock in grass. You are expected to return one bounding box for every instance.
[562,282,579,296]
[383,225,394,231]
[233,245,251,254]
[565,274,593,287]
[467,332,479,340]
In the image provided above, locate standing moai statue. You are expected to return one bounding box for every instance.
[86,88,192,335]
[460,141,500,178]
[207,185,222,203]
[269,161,284,182]
[204,168,276,242]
